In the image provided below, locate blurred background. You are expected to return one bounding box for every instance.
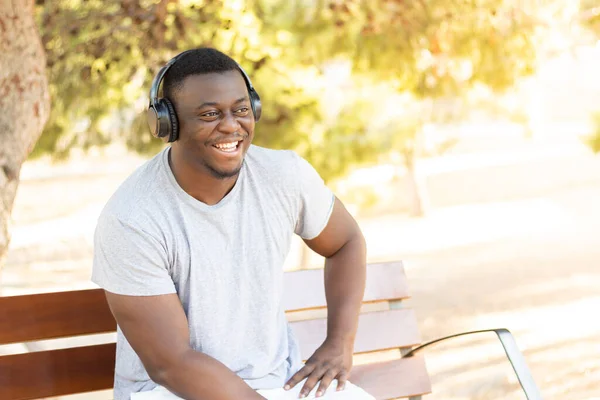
[1,0,600,399]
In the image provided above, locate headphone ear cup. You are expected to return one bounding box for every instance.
[148,99,176,141]
[163,98,179,142]
[147,105,161,139]
[249,90,261,122]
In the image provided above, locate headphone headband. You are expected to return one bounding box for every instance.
[148,50,196,108]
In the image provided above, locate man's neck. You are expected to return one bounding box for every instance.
[168,149,239,206]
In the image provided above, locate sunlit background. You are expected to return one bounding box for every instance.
[1,0,600,399]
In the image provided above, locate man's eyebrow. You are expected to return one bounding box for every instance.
[196,97,249,110]
[196,101,218,109]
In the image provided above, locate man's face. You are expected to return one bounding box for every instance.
[171,70,255,179]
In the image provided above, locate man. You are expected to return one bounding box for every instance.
[92,47,367,400]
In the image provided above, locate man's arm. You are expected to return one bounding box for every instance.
[285,197,367,398]
[104,291,265,400]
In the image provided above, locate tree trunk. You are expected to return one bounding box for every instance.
[0,0,50,273]
[403,151,428,218]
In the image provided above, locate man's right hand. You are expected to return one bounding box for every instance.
[104,291,265,400]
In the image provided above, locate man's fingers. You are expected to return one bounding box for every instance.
[336,371,349,391]
[285,364,315,390]
[315,369,338,397]
[299,366,327,398]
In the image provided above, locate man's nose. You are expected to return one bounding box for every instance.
[218,112,241,134]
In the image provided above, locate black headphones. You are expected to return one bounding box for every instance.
[147,49,262,143]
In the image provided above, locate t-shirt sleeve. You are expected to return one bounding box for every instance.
[292,153,336,240]
[91,213,176,296]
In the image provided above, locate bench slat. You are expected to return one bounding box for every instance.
[352,356,432,399]
[0,289,116,345]
[0,343,116,400]
[284,261,409,312]
[292,309,420,360]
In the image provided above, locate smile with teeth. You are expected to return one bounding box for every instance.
[213,140,240,152]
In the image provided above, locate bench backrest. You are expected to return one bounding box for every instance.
[0,261,431,399]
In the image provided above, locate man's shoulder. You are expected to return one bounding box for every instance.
[100,149,170,224]
[247,145,298,163]
[245,145,300,176]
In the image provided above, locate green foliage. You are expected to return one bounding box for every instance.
[33,0,545,183]
[580,0,600,36]
[303,98,382,182]
[282,0,539,96]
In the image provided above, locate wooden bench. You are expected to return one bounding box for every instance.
[0,261,542,399]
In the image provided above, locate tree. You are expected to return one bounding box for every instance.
[0,1,50,270]
[282,0,541,215]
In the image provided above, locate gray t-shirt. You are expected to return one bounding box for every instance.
[92,145,335,400]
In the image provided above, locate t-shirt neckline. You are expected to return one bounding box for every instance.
[161,147,244,212]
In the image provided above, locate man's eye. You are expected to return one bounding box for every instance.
[235,107,249,114]
[202,111,219,118]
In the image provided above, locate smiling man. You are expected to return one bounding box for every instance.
[92,48,367,400]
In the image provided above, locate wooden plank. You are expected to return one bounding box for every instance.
[351,356,432,400]
[0,289,116,345]
[0,343,116,400]
[284,261,409,312]
[286,301,391,323]
[291,309,420,360]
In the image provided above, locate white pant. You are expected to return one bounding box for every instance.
[130,379,375,400]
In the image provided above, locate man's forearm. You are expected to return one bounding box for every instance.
[153,349,265,400]
[324,232,367,345]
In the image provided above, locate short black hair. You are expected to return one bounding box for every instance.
[162,47,240,101]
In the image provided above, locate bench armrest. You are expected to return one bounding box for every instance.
[403,328,542,400]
